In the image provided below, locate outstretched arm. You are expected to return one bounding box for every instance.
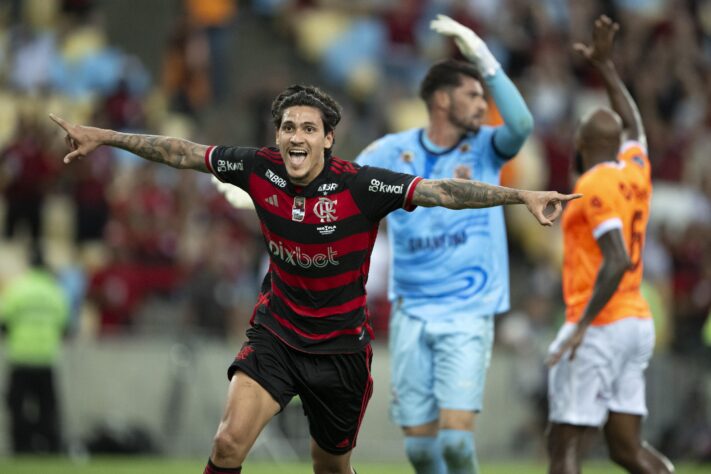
[430,14,533,157]
[49,114,209,171]
[412,178,580,226]
[574,15,646,148]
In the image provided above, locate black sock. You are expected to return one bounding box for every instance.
[203,458,242,473]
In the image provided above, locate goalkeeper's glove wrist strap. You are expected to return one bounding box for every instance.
[467,51,501,78]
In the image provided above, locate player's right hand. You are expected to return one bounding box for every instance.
[546,324,587,367]
[573,15,619,66]
[49,114,104,164]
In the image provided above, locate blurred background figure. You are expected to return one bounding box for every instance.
[184,0,237,105]
[1,247,69,454]
[0,113,58,250]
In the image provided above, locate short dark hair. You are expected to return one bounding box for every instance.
[419,59,484,106]
[271,84,342,133]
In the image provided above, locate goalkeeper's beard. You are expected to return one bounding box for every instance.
[449,112,482,135]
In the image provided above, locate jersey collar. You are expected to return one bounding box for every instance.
[418,129,468,156]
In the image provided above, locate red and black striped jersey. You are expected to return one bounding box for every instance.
[206,146,422,354]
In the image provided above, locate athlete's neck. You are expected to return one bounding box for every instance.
[584,149,618,171]
[425,123,465,149]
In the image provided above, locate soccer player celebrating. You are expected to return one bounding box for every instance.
[51,85,577,474]
[545,16,674,474]
[355,14,533,474]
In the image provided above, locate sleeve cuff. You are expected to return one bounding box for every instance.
[593,217,623,240]
[403,176,423,211]
[204,145,216,174]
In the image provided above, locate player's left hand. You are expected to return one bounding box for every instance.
[546,325,587,367]
[522,191,582,226]
[430,14,500,77]
[573,15,619,66]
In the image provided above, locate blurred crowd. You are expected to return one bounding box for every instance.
[0,0,261,341]
[0,0,710,458]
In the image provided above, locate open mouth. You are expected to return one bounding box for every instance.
[288,149,308,166]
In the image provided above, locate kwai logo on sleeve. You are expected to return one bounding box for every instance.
[368,179,404,194]
[217,160,244,173]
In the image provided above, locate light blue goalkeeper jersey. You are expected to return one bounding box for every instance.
[356,126,510,320]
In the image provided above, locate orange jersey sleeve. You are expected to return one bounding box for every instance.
[562,142,652,325]
[619,140,651,181]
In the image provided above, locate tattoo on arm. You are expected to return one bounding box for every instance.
[106,132,209,171]
[413,179,523,209]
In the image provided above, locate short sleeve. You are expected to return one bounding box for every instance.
[618,140,651,179]
[618,140,648,163]
[351,165,422,221]
[205,145,260,190]
[577,172,623,240]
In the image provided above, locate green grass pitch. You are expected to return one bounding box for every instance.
[0,458,709,474]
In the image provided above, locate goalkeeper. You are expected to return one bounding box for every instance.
[354,15,534,474]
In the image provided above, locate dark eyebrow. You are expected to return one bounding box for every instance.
[281,120,319,127]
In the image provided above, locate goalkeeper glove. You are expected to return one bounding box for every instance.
[430,14,501,78]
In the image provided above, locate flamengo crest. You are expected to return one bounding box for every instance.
[313,197,337,223]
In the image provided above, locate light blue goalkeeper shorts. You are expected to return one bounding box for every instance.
[388,304,494,427]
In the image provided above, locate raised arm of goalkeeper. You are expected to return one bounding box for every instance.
[431,14,534,157]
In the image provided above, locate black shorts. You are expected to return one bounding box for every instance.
[228,325,374,455]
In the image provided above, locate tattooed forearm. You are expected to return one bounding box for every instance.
[412,179,525,209]
[105,131,208,171]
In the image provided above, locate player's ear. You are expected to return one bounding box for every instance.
[433,89,450,110]
[324,130,334,149]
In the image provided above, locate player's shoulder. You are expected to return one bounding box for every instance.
[576,161,624,192]
[214,145,280,164]
[618,140,648,162]
[255,146,283,163]
[618,140,650,177]
[359,129,421,157]
[329,155,359,175]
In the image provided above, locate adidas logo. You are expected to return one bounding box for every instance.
[265,195,278,207]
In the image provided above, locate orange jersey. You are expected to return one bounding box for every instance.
[562,141,652,325]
